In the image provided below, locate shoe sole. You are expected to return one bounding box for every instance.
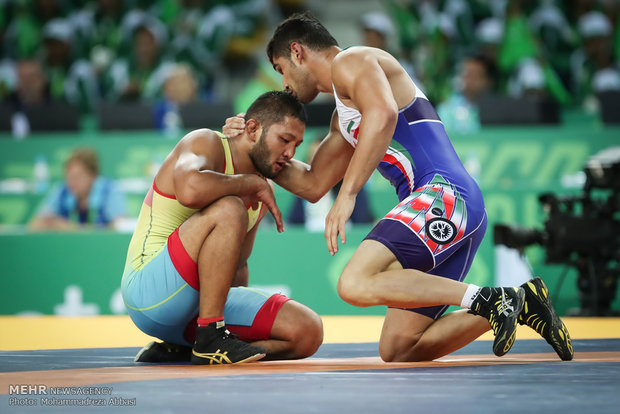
[191,351,266,365]
[234,353,266,364]
[524,278,574,361]
[493,287,525,357]
[134,341,156,363]
[135,341,193,363]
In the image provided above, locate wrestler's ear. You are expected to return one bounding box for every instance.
[290,42,303,64]
[245,119,261,142]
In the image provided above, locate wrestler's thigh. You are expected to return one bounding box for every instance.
[344,239,403,277]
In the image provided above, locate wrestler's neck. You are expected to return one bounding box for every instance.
[308,46,341,93]
[227,135,259,176]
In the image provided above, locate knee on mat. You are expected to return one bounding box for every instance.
[281,305,323,359]
[379,336,430,362]
[288,310,324,358]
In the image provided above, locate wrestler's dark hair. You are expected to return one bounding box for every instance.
[244,91,306,130]
[267,11,338,63]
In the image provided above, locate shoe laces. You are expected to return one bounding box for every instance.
[495,289,515,317]
[217,327,239,341]
[487,289,514,334]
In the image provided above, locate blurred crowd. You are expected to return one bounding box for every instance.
[1,0,617,231]
[0,0,618,127]
[373,0,619,131]
[0,0,306,116]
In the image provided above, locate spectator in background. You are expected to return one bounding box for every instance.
[591,66,620,93]
[528,0,577,92]
[437,53,496,133]
[360,11,393,50]
[6,59,50,137]
[71,0,128,79]
[153,62,198,133]
[359,11,422,92]
[508,58,550,99]
[29,147,128,232]
[423,13,460,104]
[106,19,173,102]
[475,17,503,64]
[9,59,50,109]
[572,10,618,109]
[3,0,66,59]
[497,0,541,90]
[41,18,100,113]
[164,0,215,98]
[495,1,572,106]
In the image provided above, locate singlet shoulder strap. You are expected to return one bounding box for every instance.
[216,131,235,175]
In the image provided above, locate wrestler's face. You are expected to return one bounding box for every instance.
[249,116,305,179]
[272,54,320,104]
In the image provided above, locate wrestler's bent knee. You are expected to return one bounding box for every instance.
[337,270,377,307]
[201,196,248,229]
[292,308,323,358]
[278,301,323,358]
[379,335,424,362]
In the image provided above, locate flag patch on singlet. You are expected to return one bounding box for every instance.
[385,174,467,254]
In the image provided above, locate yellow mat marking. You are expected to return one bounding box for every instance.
[0,316,619,351]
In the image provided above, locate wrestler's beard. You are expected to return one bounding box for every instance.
[248,132,277,179]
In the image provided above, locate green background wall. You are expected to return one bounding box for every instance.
[1,116,619,316]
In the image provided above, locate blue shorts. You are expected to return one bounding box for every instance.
[365,174,487,320]
[121,230,289,347]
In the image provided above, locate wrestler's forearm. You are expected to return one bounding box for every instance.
[275,159,325,202]
[339,116,395,198]
[276,132,353,202]
[175,171,265,209]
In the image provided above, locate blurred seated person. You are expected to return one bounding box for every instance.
[571,11,616,108]
[437,53,496,134]
[508,58,548,99]
[8,59,50,109]
[287,140,374,231]
[70,0,128,76]
[106,18,174,102]
[6,59,50,137]
[592,67,620,94]
[41,18,100,113]
[3,0,65,59]
[153,63,199,133]
[475,17,503,66]
[508,57,571,105]
[359,11,420,87]
[29,148,128,231]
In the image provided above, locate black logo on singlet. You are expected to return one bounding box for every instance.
[431,207,443,216]
[426,218,457,244]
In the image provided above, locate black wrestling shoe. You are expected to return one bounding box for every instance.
[134,341,192,363]
[191,321,266,365]
[519,277,574,361]
[470,286,525,357]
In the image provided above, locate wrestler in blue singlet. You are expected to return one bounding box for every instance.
[334,83,488,320]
